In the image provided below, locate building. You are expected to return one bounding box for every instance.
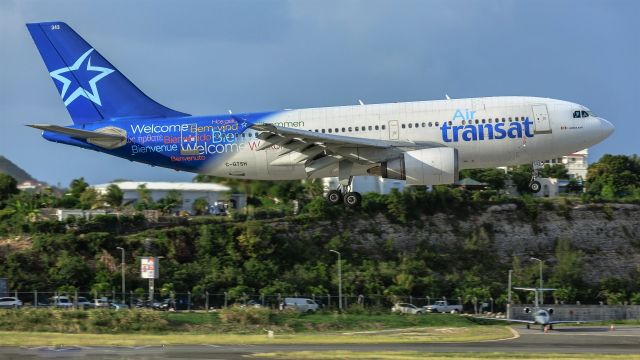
[543,148,589,180]
[92,181,244,214]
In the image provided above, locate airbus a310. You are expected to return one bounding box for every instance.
[27,22,614,207]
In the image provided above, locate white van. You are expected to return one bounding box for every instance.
[283,298,319,313]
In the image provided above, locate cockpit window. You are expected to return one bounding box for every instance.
[581,110,589,118]
[573,110,582,118]
[587,110,597,117]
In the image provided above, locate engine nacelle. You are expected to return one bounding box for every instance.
[547,308,554,315]
[523,307,531,314]
[370,148,458,186]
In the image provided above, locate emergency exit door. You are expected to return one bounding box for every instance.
[532,104,551,134]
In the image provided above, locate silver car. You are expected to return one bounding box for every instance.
[0,297,23,309]
[391,303,424,315]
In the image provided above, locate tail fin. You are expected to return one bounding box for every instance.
[26,21,188,125]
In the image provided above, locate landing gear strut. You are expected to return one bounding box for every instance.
[529,161,543,193]
[325,177,362,208]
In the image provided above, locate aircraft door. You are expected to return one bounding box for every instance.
[532,104,551,134]
[388,120,399,140]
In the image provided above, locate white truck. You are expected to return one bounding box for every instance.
[424,300,462,314]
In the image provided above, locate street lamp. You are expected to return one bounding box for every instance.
[531,257,543,305]
[329,250,342,311]
[116,247,125,303]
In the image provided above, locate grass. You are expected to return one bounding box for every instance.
[0,326,513,346]
[252,352,640,360]
[0,308,488,334]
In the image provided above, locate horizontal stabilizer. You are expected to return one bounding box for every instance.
[27,124,125,140]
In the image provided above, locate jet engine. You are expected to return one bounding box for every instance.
[523,307,531,314]
[547,308,554,315]
[367,148,458,186]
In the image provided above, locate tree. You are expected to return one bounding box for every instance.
[459,168,508,190]
[539,164,569,179]
[0,174,18,205]
[587,154,640,198]
[549,238,585,303]
[157,190,182,214]
[104,184,123,208]
[135,184,154,210]
[192,197,209,215]
[69,177,89,198]
[79,188,100,209]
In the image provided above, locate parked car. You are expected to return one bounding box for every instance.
[0,297,22,309]
[76,296,93,309]
[391,303,424,315]
[110,302,129,311]
[424,300,463,314]
[93,297,110,309]
[282,298,319,313]
[152,298,175,311]
[50,296,74,308]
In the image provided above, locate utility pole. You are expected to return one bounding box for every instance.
[507,269,513,319]
[116,247,125,303]
[329,250,342,311]
[531,257,543,305]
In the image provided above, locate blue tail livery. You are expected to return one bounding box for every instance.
[27,21,613,208]
[26,21,187,125]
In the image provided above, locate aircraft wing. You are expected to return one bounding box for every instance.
[250,123,442,174]
[548,320,589,324]
[477,317,536,324]
[27,124,126,140]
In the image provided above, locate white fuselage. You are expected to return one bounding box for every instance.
[204,96,613,181]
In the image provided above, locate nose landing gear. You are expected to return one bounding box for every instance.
[529,161,543,193]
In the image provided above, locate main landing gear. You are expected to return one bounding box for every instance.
[529,160,543,193]
[326,178,362,208]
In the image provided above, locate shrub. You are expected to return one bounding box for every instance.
[219,306,273,326]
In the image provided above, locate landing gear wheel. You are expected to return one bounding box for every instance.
[529,180,542,193]
[326,190,342,205]
[343,192,362,208]
[526,324,530,329]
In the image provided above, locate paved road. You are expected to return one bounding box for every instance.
[0,326,638,359]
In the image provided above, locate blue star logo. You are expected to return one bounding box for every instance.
[49,48,114,107]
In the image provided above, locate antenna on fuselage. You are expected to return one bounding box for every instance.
[358,99,365,105]
[228,110,233,114]
[445,94,451,100]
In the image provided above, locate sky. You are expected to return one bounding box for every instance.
[1,0,638,187]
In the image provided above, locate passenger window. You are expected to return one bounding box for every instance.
[328,129,332,133]
[462,120,466,125]
[421,122,426,127]
[435,122,439,126]
[382,125,386,130]
[355,127,359,131]
[368,126,372,130]
[348,127,352,132]
[402,124,406,129]
[341,128,345,132]
[475,119,479,124]
[408,123,413,128]
[335,128,338,132]
[415,123,419,128]
[581,110,589,118]
[375,125,379,130]
[514,117,519,121]
[428,122,432,127]
[573,111,581,118]
[248,133,252,137]
[481,119,486,124]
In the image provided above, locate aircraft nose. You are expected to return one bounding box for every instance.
[599,117,614,139]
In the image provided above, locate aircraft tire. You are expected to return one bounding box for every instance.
[343,192,362,208]
[326,190,343,205]
[529,180,542,193]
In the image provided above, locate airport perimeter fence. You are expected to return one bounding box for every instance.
[3,290,478,312]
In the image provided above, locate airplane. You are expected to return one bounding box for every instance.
[26,22,614,207]
[498,287,589,331]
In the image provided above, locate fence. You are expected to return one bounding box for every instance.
[3,290,478,312]
[511,304,640,321]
